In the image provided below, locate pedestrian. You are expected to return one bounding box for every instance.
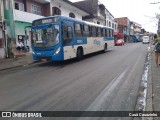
[154,34,160,67]
[16,40,24,53]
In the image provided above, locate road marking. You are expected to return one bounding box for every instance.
[78,68,129,120]
[87,67,129,111]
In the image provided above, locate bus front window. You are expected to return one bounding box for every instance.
[32,25,59,47]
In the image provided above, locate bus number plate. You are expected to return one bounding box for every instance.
[41,58,47,62]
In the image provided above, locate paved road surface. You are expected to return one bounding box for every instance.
[0,43,149,120]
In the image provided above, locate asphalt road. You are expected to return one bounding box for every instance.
[0,43,149,120]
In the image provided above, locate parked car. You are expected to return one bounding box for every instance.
[142,36,150,44]
[115,39,124,46]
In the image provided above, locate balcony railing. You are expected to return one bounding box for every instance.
[13,10,45,23]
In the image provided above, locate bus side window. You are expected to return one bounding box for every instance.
[112,30,114,37]
[74,23,82,37]
[103,28,106,37]
[83,25,90,37]
[67,26,73,38]
[105,29,107,37]
[88,26,91,37]
[107,29,109,37]
[62,25,73,45]
[109,29,111,37]
[97,27,101,37]
[102,28,105,37]
[91,26,96,37]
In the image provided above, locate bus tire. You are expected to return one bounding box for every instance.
[76,48,83,61]
[103,43,108,53]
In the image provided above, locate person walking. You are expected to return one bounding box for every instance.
[154,34,160,67]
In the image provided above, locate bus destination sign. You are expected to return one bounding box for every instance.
[32,17,59,26]
[42,19,52,24]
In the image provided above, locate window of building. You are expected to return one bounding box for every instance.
[97,21,100,24]
[31,4,41,15]
[112,23,114,28]
[15,2,24,11]
[5,0,10,10]
[69,13,75,18]
[109,22,111,27]
[52,7,61,16]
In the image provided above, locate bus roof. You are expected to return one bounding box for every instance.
[32,15,113,29]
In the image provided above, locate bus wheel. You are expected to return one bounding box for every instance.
[76,48,83,60]
[103,44,108,53]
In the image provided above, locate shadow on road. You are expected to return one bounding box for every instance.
[0,50,112,75]
[36,50,112,68]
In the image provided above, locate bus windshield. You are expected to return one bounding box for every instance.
[32,24,59,47]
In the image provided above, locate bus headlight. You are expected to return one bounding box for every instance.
[54,47,61,55]
[32,51,35,55]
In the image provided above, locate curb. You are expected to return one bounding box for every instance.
[133,46,153,120]
[0,61,39,71]
[0,65,23,71]
[144,49,153,120]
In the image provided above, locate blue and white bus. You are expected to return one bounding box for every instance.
[31,16,114,61]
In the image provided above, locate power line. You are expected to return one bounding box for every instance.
[150,2,160,4]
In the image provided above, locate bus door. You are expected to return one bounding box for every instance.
[62,21,75,60]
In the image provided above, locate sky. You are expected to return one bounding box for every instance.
[70,0,160,33]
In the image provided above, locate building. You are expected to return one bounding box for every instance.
[133,22,142,34]
[3,0,51,57]
[51,0,89,20]
[14,0,51,53]
[3,0,116,57]
[74,0,117,31]
[74,0,106,25]
[3,0,90,57]
[141,28,146,34]
[115,17,131,42]
[105,8,118,33]
[0,0,5,58]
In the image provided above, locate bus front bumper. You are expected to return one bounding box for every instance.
[32,50,63,61]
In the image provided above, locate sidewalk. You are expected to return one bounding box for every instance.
[145,47,160,120]
[151,52,160,120]
[0,52,34,71]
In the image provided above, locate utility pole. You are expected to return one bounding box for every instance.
[158,19,160,35]
[150,2,160,35]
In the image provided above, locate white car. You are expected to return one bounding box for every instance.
[142,36,150,44]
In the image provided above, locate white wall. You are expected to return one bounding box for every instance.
[60,7,82,20]
[51,0,88,20]
[13,9,45,23]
